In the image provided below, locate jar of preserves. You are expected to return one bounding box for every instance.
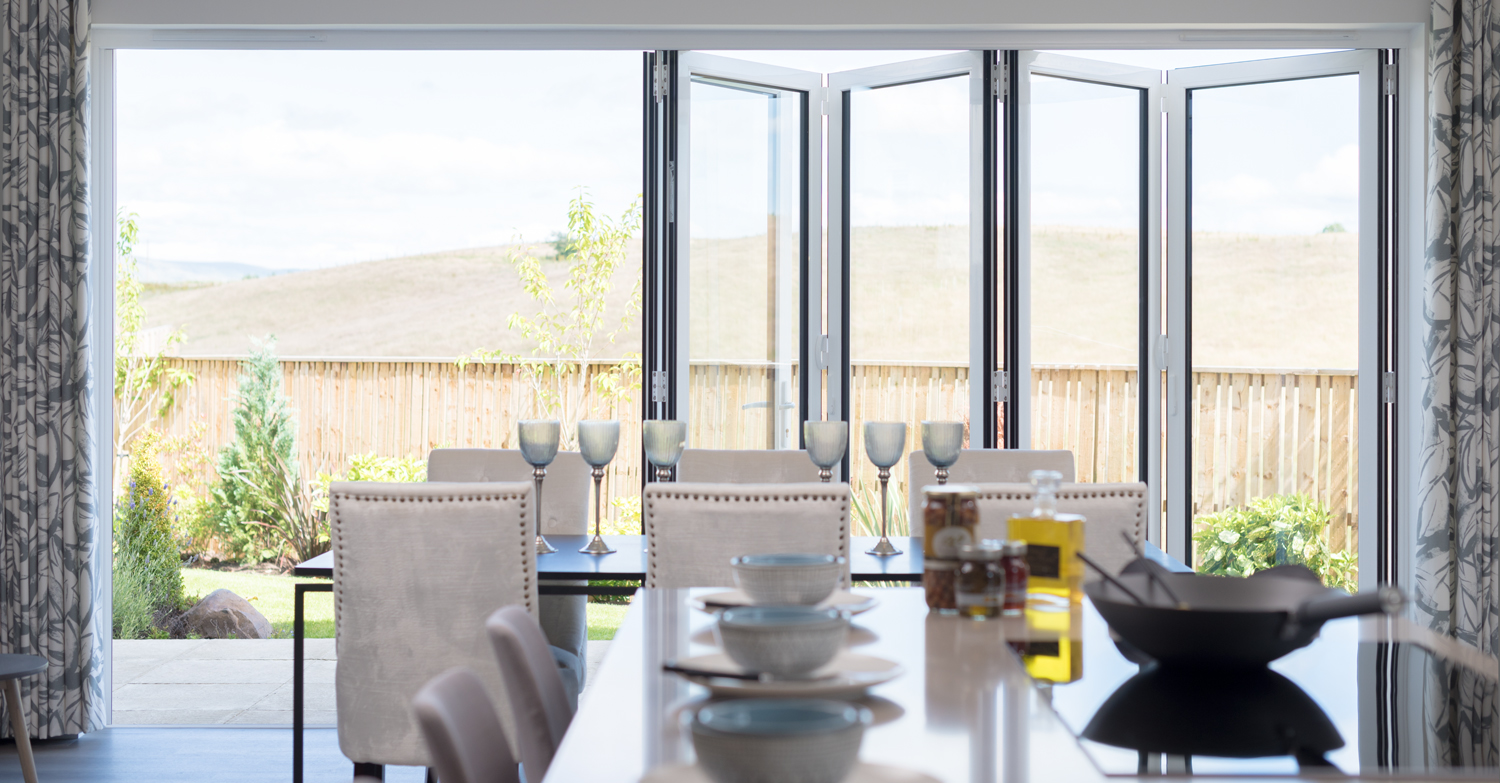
[922,485,979,613]
[956,540,1005,619]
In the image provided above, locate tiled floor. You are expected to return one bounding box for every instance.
[110,638,612,726]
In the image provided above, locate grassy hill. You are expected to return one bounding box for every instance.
[143,226,1358,370]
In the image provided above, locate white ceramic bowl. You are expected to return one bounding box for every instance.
[692,698,871,783]
[731,553,845,606]
[716,606,847,677]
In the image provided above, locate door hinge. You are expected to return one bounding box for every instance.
[817,87,830,116]
[666,161,676,223]
[817,334,830,370]
[651,370,668,403]
[1382,371,1396,404]
[1382,62,1398,96]
[1155,335,1169,370]
[653,61,670,103]
[993,63,1008,101]
[992,369,1009,403]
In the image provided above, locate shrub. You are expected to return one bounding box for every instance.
[850,480,908,538]
[113,430,186,638]
[206,341,314,564]
[311,453,427,513]
[1193,493,1357,592]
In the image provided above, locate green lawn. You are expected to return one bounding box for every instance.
[180,567,629,641]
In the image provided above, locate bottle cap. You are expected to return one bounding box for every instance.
[1003,539,1028,556]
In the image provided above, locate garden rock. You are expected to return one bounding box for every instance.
[182,589,273,639]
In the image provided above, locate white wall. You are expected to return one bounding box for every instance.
[93,0,1428,29]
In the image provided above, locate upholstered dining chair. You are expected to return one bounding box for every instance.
[413,667,521,783]
[486,605,575,783]
[676,448,824,484]
[643,482,851,589]
[970,482,1149,576]
[907,449,1077,537]
[330,481,536,779]
[427,448,589,701]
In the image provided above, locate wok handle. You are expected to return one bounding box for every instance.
[1295,587,1406,624]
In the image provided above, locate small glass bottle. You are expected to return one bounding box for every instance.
[1001,540,1029,615]
[956,540,1005,619]
[1006,470,1085,602]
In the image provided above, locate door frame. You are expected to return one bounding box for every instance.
[1017,51,1165,543]
[1162,49,1382,570]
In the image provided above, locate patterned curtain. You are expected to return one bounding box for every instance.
[0,0,100,738]
[1419,0,1500,766]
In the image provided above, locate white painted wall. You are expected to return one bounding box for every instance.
[93,0,1428,29]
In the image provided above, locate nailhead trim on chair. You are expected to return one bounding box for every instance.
[642,490,851,589]
[974,486,1148,549]
[331,488,537,618]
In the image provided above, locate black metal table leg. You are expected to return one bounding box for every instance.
[295,581,334,783]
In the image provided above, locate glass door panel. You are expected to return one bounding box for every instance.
[830,52,986,536]
[678,56,818,450]
[1027,70,1146,486]
[1174,53,1375,578]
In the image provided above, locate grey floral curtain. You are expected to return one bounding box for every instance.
[1419,0,1500,766]
[0,0,100,738]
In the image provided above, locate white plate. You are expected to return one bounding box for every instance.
[669,651,903,699]
[688,624,878,648]
[691,589,879,615]
[642,762,940,783]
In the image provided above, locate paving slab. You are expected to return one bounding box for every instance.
[250,681,338,712]
[109,709,240,726]
[130,658,293,685]
[226,709,338,726]
[113,682,281,712]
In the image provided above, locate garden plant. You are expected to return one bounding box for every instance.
[1193,493,1358,592]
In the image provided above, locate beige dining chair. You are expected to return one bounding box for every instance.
[427,448,589,700]
[643,482,851,589]
[970,482,1148,576]
[413,667,521,783]
[331,481,537,778]
[677,448,824,483]
[487,605,574,783]
[907,449,1077,537]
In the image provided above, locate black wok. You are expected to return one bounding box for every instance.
[1083,561,1405,668]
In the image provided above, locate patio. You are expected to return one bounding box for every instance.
[110,639,611,725]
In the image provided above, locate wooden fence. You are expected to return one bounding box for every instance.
[136,358,1356,553]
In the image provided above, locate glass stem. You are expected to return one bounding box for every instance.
[878,467,891,540]
[593,469,604,538]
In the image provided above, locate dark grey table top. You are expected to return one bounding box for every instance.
[0,653,47,679]
[292,535,926,580]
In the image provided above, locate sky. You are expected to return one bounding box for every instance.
[116,48,1358,272]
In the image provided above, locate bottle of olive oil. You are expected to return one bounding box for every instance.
[1006,470,1085,603]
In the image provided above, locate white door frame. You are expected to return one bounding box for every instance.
[1162,50,1381,569]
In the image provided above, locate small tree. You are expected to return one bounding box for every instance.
[461,191,642,447]
[1193,493,1358,591]
[207,340,307,562]
[114,212,193,480]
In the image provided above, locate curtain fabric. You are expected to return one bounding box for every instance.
[1420,0,1500,766]
[0,0,99,738]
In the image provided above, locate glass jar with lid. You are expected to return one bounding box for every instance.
[922,484,980,613]
[956,540,1006,619]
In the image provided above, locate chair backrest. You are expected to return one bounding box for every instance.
[969,482,1147,576]
[677,449,823,484]
[427,449,590,535]
[331,481,537,768]
[643,482,851,589]
[412,667,521,783]
[907,449,1077,537]
[486,605,573,783]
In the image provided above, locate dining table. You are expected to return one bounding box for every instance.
[545,585,1500,782]
[288,534,926,783]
